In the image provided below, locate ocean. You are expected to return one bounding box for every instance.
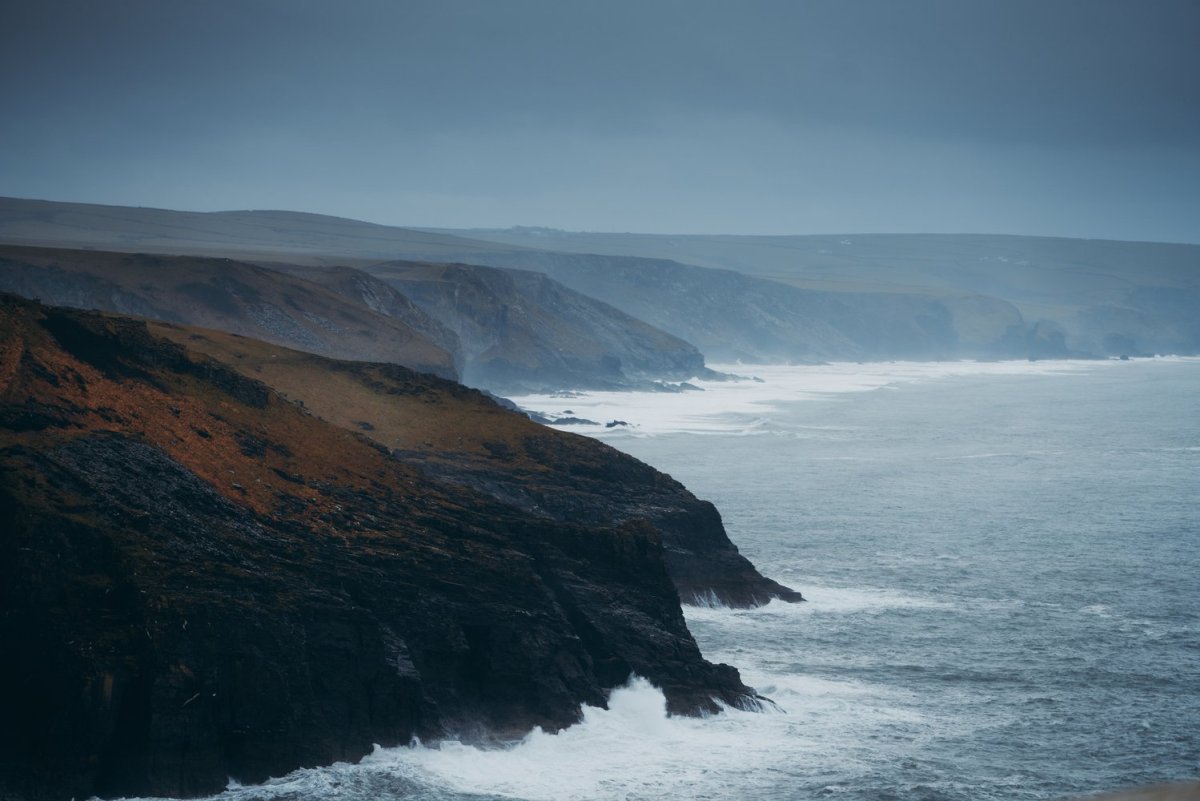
[127,358,1199,801]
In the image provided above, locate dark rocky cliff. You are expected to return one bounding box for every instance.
[149,319,802,608]
[0,295,764,801]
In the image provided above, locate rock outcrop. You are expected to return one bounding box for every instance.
[0,245,459,379]
[441,250,1038,362]
[266,262,464,371]
[0,295,768,801]
[150,319,802,608]
[438,228,1200,359]
[5,198,1198,360]
[360,260,712,392]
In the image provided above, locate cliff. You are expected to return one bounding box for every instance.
[264,262,463,368]
[443,228,1200,359]
[437,250,1042,362]
[147,319,799,607]
[360,260,711,392]
[0,295,771,800]
[4,198,1195,360]
[0,245,459,379]
[0,243,722,394]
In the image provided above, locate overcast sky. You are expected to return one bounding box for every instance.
[3,0,1198,241]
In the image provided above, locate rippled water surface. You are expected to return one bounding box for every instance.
[131,360,1199,801]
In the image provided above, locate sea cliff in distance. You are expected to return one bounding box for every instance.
[0,243,706,395]
[0,293,797,800]
[435,227,1200,361]
[2,195,1195,801]
[5,197,1198,379]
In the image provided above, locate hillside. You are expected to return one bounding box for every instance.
[0,241,716,393]
[357,260,711,392]
[264,262,462,359]
[0,199,1035,363]
[145,318,795,606]
[0,294,792,799]
[0,196,516,265]
[0,245,459,379]
[6,197,1188,360]
[444,229,1200,357]
[437,250,1044,362]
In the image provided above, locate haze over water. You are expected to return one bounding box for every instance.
[126,358,1199,801]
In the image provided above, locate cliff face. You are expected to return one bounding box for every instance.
[362,260,710,392]
[0,295,759,801]
[5,198,1196,360]
[265,262,464,371]
[150,320,802,608]
[0,245,459,379]
[442,250,1041,362]
[442,229,1200,359]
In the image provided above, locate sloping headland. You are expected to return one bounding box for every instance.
[0,242,714,394]
[0,294,797,800]
[8,197,1197,367]
[441,228,1200,359]
[346,259,711,392]
[0,244,460,380]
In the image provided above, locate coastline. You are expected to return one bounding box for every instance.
[510,357,1198,440]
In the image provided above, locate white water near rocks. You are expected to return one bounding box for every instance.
[122,359,1200,801]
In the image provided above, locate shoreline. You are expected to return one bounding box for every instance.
[510,357,1200,440]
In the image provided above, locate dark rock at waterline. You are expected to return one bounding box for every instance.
[394,428,803,608]
[0,295,761,800]
[148,315,803,610]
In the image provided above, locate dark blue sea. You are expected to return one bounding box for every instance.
[130,359,1200,801]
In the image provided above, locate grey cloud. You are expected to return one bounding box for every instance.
[2,0,1197,240]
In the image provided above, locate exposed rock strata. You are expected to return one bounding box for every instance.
[4,198,1197,359]
[0,295,764,801]
[0,244,459,379]
[361,260,712,392]
[264,262,464,372]
[443,250,1042,362]
[154,321,802,608]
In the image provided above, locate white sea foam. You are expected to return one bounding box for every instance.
[134,670,943,801]
[113,357,1199,801]
[1081,604,1113,618]
[362,672,936,801]
[508,359,1126,439]
[685,584,953,622]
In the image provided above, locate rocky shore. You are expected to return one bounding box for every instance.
[0,295,796,800]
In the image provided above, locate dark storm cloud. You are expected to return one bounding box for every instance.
[2,0,1198,239]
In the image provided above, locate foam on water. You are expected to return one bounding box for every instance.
[507,359,1128,439]
[116,659,947,801]
[685,584,953,622]
[135,672,934,801]
[377,670,942,801]
[113,357,1199,801]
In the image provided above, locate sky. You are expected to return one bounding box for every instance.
[2,0,1199,241]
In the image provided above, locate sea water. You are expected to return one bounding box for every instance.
[126,359,1199,801]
